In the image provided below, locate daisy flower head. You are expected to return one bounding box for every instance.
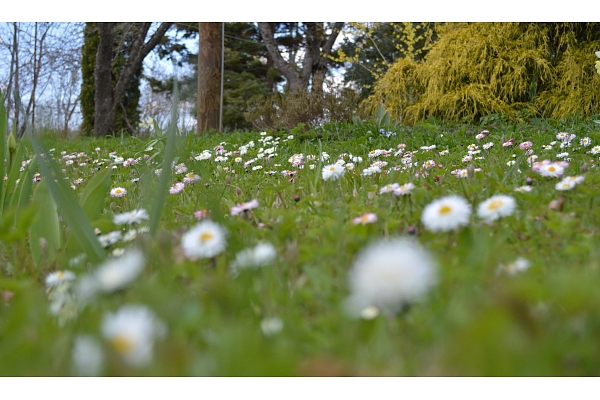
[497,257,530,276]
[580,137,592,147]
[393,182,416,196]
[45,270,76,288]
[344,238,437,317]
[321,163,345,181]
[555,180,576,191]
[421,195,472,232]
[590,145,600,155]
[230,242,277,275]
[182,172,201,185]
[477,195,517,222]
[537,162,565,178]
[101,305,167,368]
[515,185,533,193]
[476,130,489,140]
[169,182,185,194]
[93,248,145,293]
[231,199,259,216]
[113,208,149,225]
[181,220,227,259]
[110,187,127,198]
[519,141,533,150]
[353,213,378,225]
[379,183,400,194]
[71,335,104,376]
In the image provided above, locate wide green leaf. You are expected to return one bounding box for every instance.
[29,137,106,263]
[29,179,61,267]
[79,166,111,221]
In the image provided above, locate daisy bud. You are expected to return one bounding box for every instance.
[526,177,534,186]
[467,164,475,179]
[294,194,300,202]
[581,162,589,174]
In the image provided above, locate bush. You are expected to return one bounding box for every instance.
[245,83,361,131]
[363,23,600,124]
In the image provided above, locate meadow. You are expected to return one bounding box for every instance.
[1,108,600,376]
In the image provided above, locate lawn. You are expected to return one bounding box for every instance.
[1,115,600,377]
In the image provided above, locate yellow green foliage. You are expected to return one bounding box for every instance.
[363,23,600,124]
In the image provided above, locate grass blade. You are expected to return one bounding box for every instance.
[30,137,106,263]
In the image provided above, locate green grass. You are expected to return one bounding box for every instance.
[1,118,600,376]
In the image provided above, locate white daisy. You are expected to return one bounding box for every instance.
[393,182,415,196]
[181,220,227,259]
[71,335,104,376]
[101,305,167,368]
[93,248,145,293]
[260,317,283,336]
[345,238,437,317]
[321,163,345,181]
[113,209,149,225]
[477,195,517,222]
[110,187,127,198]
[538,163,565,178]
[230,242,277,275]
[421,195,472,232]
[379,183,400,194]
[555,180,576,191]
[497,257,530,276]
[45,270,76,288]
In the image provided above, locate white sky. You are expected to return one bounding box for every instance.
[2,1,594,23]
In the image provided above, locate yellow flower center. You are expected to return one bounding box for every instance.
[329,166,335,171]
[199,232,214,242]
[439,205,452,214]
[361,215,369,222]
[548,166,556,172]
[57,271,64,279]
[110,334,135,354]
[487,200,503,210]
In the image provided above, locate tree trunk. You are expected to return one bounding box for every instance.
[257,22,304,92]
[94,23,115,137]
[197,22,222,134]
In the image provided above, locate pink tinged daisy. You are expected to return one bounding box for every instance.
[393,182,415,196]
[169,182,185,194]
[353,213,378,225]
[194,209,208,220]
[580,137,592,147]
[477,195,517,222]
[321,163,346,181]
[181,220,227,259]
[421,195,472,232]
[344,238,437,317]
[113,209,149,225]
[101,305,167,368]
[519,141,533,150]
[110,187,127,197]
[231,199,259,216]
[537,163,565,178]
